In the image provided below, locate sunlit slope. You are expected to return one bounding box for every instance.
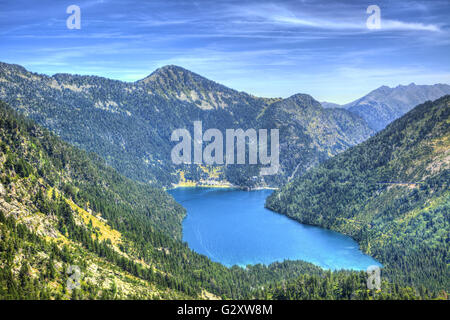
[267,96,450,292]
[0,100,440,299]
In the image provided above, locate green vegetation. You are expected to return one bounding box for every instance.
[0,100,432,300]
[265,271,435,300]
[267,95,450,293]
[0,62,373,188]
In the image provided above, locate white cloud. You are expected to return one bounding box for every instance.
[229,3,441,32]
[381,19,440,32]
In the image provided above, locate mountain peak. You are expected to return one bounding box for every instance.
[268,93,324,115]
[286,93,320,106]
[137,65,250,110]
[344,83,450,131]
[395,82,416,89]
[156,64,185,71]
[138,65,205,85]
[151,64,192,76]
[373,85,392,93]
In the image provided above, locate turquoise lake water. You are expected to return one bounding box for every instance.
[168,187,381,270]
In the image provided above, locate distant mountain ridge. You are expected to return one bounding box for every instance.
[0,62,373,187]
[327,83,450,131]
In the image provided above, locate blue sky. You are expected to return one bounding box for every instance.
[0,0,449,103]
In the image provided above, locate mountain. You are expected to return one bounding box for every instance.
[138,65,279,110]
[258,94,372,186]
[0,100,192,299]
[320,101,342,109]
[266,95,450,292]
[0,62,373,188]
[0,100,318,299]
[2,100,427,300]
[0,100,433,300]
[343,83,450,131]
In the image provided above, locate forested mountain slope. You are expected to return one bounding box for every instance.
[0,62,373,188]
[259,94,372,186]
[0,100,320,299]
[0,100,191,298]
[267,96,450,292]
[2,100,427,300]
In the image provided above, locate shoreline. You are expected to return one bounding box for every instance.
[166,183,278,191]
[165,181,234,191]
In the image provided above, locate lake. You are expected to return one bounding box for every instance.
[168,187,381,270]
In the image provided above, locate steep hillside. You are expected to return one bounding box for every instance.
[267,96,450,292]
[344,83,450,131]
[0,62,373,188]
[3,99,421,300]
[259,94,373,186]
[0,100,194,299]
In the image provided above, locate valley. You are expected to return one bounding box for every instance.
[0,63,448,300]
[1,0,449,305]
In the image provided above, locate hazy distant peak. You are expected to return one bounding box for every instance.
[369,85,392,95]
[344,83,450,131]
